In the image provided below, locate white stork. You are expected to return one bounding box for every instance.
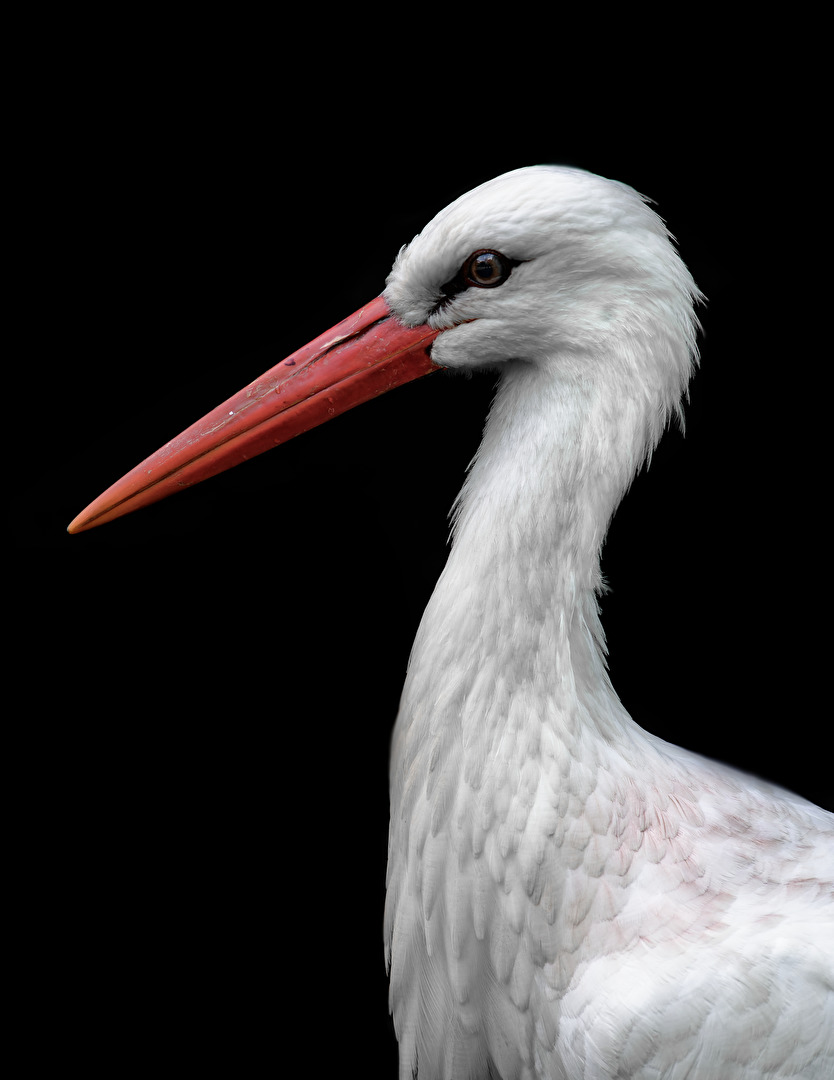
[70,166,833,1079]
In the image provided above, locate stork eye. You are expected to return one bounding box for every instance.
[437,249,520,308]
[464,250,513,288]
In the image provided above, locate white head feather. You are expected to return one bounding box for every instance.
[386,165,701,432]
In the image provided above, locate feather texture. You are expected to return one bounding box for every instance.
[382,168,833,1078]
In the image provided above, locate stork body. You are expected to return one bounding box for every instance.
[69,167,834,1077]
[381,169,834,1078]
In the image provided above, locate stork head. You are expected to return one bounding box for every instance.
[68,166,700,534]
[386,166,700,416]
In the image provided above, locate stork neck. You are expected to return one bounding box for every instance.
[455,359,639,636]
[404,357,647,745]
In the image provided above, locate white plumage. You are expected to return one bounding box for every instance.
[379,167,833,1078]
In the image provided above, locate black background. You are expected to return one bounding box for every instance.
[11,19,829,1076]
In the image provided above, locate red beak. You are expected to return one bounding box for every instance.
[68,295,441,534]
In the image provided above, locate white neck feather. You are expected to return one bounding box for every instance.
[397,341,663,766]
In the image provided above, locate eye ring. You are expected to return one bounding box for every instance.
[437,249,521,309]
